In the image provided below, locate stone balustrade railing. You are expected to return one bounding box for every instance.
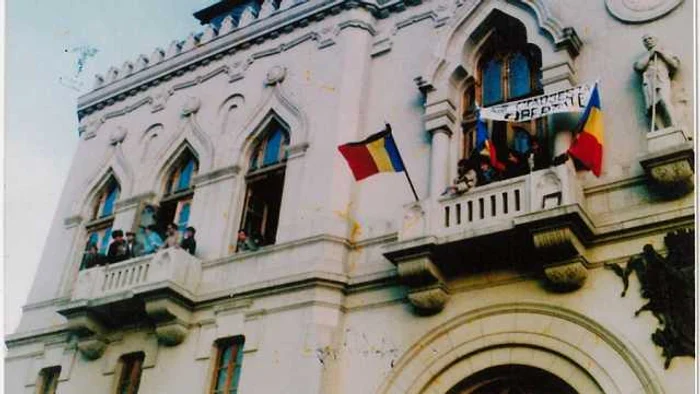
[400,163,585,242]
[72,248,201,301]
[92,0,308,90]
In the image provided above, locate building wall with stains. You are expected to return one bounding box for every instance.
[6,0,694,393]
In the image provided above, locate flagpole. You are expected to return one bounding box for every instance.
[385,123,420,202]
[650,52,657,132]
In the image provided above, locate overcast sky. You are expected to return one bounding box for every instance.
[5,0,216,334]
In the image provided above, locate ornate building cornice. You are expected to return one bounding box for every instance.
[77,0,382,118]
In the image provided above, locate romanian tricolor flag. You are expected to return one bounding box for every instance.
[568,84,603,177]
[338,125,405,181]
[476,110,506,172]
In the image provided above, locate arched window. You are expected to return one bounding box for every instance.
[238,122,289,251]
[461,26,548,180]
[156,148,199,237]
[83,176,120,266]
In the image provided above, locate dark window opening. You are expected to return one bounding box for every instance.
[37,366,61,394]
[116,352,144,394]
[240,167,285,248]
[238,123,289,252]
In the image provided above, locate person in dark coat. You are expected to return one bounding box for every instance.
[180,226,197,255]
[125,231,143,258]
[80,243,104,270]
[107,229,129,264]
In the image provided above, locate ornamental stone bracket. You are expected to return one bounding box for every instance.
[59,309,109,360]
[144,298,193,347]
[384,240,449,315]
[531,225,589,291]
[639,127,694,198]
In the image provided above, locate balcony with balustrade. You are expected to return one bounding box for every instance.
[383,162,595,314]
[57,249,201,359]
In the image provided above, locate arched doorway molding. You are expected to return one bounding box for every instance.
[377,302,662,394]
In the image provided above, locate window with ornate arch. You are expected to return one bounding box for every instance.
[238,122,289,251]
[82,176,120,268]
[462,29,549,176]
[156,148,199,237]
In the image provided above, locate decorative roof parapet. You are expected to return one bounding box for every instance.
[76,0,429,118]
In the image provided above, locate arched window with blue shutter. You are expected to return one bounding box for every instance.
[509,51,531,99]
[157,148,199,242]
[239,120,291,251]
[482,58,503,106]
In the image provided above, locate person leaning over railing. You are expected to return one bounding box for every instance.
[142,225,164,255]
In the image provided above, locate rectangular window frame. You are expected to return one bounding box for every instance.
[209,336,245,394]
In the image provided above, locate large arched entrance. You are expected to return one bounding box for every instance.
[378,303,662,394]
[447,365,577,394]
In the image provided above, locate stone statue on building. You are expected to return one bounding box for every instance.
[633,34,680,131]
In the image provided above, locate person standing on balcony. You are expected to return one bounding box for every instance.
[107,230,129,264]
[163,223,181,249]
[142,225,164,254]
[80,243,104,270]
[125,231,143,258]
[180,226,197,255]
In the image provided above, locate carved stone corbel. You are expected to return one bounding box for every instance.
[60,310,109,360]
[532,226,588,291]
[639,127,694,199]
[395,253,449,314]
[144,298,192,346]
[77,338,108,360]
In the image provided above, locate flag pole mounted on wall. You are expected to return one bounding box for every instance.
[338,123,420,202]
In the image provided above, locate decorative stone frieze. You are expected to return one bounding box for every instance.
[531,226,588,291]
[639,127,694,198]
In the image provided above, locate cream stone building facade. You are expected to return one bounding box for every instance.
[5,0,695,393]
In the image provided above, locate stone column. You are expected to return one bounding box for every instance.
[429,128,451,198]
[275,143,310,244]
[190,165,240,258]
[423,98,457,198]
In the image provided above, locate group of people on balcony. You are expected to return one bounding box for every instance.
[80,225,197,270]
[444,138,566,196]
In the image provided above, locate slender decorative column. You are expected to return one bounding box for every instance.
[423,98,457,198]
